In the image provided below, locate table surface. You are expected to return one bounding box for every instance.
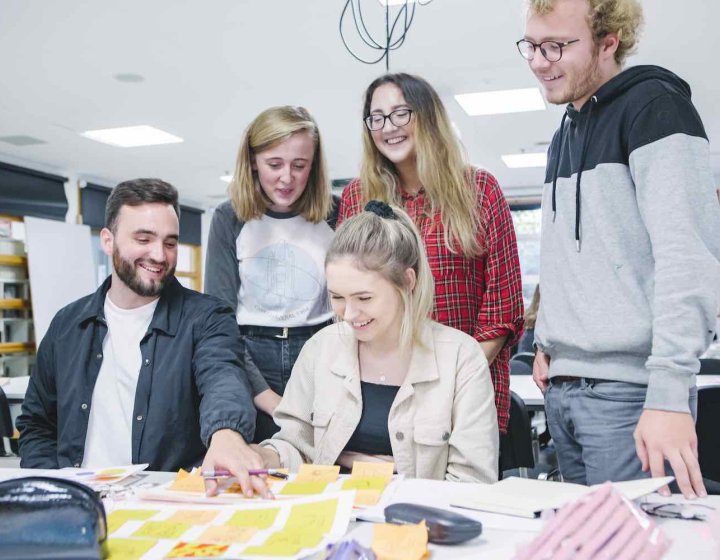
[0,468,717,559]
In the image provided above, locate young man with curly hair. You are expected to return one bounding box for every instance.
[518,0,720,498]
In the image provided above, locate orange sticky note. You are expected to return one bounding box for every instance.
[166,510,219,525]
[107,509,159,533]
[227,508,280,530]
[279,481,328,495]
[351,461,395,481]
[296,464,341,482]
[342,477,388,491]
[169,469,206,493]
[164,541,229,558]
[106,537,157,560]
[198,525,257,544]
[372,521,429,560]
[353,489,384,507]
[133,520,191,540]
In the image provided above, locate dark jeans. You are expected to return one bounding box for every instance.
[241,331,316,443]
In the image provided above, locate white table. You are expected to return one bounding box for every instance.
[510,374,720,411]
[1,469,715,559]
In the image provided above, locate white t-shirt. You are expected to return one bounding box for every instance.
[82,295,158,467]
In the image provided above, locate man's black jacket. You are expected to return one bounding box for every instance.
[17,276,255,471]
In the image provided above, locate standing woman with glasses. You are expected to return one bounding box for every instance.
[338,73,524,435]
[206,106,338,442]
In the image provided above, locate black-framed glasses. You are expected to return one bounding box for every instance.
[639,502,716,522]
[516,39,580,62]
[364,108,413,131]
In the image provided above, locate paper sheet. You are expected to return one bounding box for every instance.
[451,476,675,518]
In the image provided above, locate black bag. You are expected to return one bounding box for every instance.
[0,476,108,559]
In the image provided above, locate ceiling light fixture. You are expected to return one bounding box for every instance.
[220,175,233,183]
[81,126,183,148]
[501,152,548,168]
[455,88,546,116]
[340,0,434,70]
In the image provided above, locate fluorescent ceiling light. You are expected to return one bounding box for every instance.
[220,175,233,183]
[502,152,547,168]
[455,88,545,116]
[81,125,183,147]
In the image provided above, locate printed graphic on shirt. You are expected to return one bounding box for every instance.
[243,241,322,319]
[235,215,335,327]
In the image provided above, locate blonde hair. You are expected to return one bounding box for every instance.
[326,203,434,349]
[360,73,483,257]
[229,106,331,223]
[526,0,643,65]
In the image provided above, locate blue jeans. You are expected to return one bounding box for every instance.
[545,378,698,485]
[241,332,314,443]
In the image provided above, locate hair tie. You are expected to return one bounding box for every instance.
[364,200,397,220]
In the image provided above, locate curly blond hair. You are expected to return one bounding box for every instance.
[526,0,644,65]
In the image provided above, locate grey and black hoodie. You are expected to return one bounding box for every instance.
[535,65,720,413]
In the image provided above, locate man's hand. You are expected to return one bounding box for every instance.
[253,389,282,416]
[533,349,550,393]
[634,409,707,499]
[202,429,272,499]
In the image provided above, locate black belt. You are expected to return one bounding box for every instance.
[238,320,333,339]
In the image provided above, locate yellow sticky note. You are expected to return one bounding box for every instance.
[169,469,206,493]
[296,464,341,482]
[133,520,191,540]
[279,481,328,495]
[227,508,280,530]
[372,521,429,560]
[164,541,229,558]
[351,461,395,481]
[198,525,257,544]
[243,529,316,556]
[166,510,219,525]
[106,537,157,560]
[107,509,159,534]
[353,489,384,507]
[342,476,388,491]
[284,498,338,533]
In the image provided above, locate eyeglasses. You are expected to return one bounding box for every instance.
[639,502,716,522]
[364,108,413,131]
[516,39,580,62]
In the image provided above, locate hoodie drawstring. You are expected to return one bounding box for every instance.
[551,111,568,223]
[574,95,597,252]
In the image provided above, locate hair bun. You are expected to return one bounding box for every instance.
[364,200,397,220]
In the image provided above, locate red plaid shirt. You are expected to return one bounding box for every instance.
[338,169,524,433]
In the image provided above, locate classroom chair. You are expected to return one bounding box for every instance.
[0,386,17,457]
[499,391,535,478]
[698,358,720,375]
[696,385,720,493]
[510,358,533,376]
[512,352,535,369]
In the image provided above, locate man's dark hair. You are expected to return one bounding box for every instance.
[105,178,180,232]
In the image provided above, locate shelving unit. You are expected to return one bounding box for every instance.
[0,218,35,378]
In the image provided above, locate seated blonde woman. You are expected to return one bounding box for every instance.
[251,201,498,485]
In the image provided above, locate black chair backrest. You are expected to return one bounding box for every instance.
[510,359,533,376]
[499,391,535,472]
[697,386,720,482]
[512,352,535,368]
[0,386,13,439]
[699,358,720,375]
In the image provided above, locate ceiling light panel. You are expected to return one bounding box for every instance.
[455,88,546,116]
[81,125,183,147]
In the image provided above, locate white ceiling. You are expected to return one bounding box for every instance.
[1,0,718,208]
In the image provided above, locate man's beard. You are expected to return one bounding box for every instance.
[550,49,601,106]
[113,247,174,297]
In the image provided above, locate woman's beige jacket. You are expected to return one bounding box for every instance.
[262,321,499,483]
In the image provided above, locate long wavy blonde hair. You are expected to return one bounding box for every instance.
[229,106,331,223]
[326,203,434,349]
[360,73,483,257]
